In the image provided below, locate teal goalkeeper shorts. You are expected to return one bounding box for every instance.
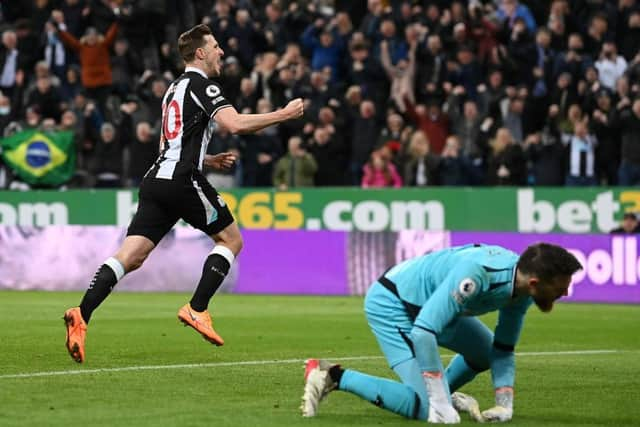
[364,282,417,368]
[364,281,495,370]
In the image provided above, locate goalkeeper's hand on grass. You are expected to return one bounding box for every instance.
[423,372,460,424]
[481,387,513,422]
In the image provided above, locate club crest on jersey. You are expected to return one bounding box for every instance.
[206,84,221,98]
[452,278,477,304]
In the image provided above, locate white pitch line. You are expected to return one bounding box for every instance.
[0,350,621,380]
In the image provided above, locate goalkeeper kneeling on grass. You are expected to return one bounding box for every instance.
[301,243,582,423]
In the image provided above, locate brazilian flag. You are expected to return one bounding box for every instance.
[0,129,75,187]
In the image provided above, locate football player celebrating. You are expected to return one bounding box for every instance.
[63,24,303,363]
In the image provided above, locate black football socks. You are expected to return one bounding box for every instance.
[190,245,235,312]
[79,257,125,323]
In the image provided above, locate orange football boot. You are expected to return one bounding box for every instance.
[177,304,224,346]
[63,307,87,363]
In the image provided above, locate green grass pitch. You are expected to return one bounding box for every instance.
[1,291,639,426]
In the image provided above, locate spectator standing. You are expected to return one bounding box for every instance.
[241,99,282,187]
[379,30,416,111]
[361,148,402,188]
[404,98,449,154]
[307,126,346,187]
[506,17,537,88]
[415,34,447,104]
[236,77,258,113]
[376,112,406,160]
[117,99,158,187]
[301,17,344,83]
[42,21,67,81]
[227,9,260,72]
[525,106,566,186]
[0,29,21,97]
[486,127,526,185]
[141,77,167,128]
[273,135,317,190]
[613,98,640,186]
[110,38,142,99]
[447,45,482,100]
[345,38,387,107]
[562,119,598,186]
[349,99,380,185]
[496,0,536,33]
[402,130,439,187]
[53,8,118,116]
[620,10,640,61]
[26,75,63,121]
[595,42,627,91]
[92,122,122,188]
[60,64,82,102]
[584,12,610,56]
[590,90,619,185]
[438,135,469,186]
[263,2,289,54]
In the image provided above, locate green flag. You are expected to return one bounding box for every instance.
[1,129,75,186]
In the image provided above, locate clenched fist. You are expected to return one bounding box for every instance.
[283,98,304,120]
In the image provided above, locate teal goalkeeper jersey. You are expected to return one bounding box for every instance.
[385,244,533,350]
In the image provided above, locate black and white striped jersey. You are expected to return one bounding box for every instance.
[146,66,232,180]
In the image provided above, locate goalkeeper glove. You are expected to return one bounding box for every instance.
[423,372,460,424]
[481,387,513,422]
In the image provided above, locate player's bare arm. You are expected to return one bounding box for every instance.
[214,98,304,134]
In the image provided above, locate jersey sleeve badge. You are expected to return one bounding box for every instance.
[452,278,477,305]
[205,84,221,98]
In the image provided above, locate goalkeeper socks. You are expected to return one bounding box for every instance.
[79,257,125,323]
[445,354,483,392]
[190,245,234,312]
[339,369,425,420]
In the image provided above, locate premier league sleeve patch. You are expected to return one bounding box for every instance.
[205,84,221,98]
[452,278,477,305]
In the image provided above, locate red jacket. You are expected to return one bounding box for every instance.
[405,100,449,154]
[58,23,118,89]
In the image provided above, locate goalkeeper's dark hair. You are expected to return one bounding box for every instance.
[178,24,212,63]
[517,243,582,282]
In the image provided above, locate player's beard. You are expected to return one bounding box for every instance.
[534,296,554,312]
[208,58,221,77]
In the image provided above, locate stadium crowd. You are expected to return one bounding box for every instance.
[0,0,640,190]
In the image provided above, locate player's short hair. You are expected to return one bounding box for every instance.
[178,24,212,63]
[517,243,582,282]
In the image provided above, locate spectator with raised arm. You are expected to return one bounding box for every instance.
[52,8,118,116]
[496,0,536,33]
[301,16,345,83]
[379,25,416,112]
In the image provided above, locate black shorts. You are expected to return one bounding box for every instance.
[126,173,234,244]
